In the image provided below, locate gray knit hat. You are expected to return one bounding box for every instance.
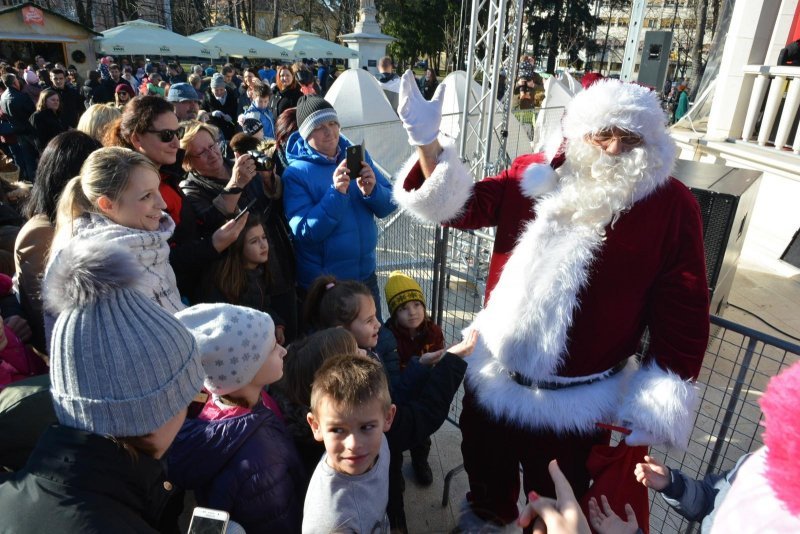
[44,238,204,437]
[176,303,276,396]
[296,95,338,140]
[210,73,227,89]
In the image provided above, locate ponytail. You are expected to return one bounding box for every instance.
[103,117,131,149]
[52,175,93,252]
[303,275,372,331]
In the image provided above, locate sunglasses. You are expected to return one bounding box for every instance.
[146,127,184,142]
[588,130,643,148]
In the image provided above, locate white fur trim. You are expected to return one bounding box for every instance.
[465,353,638,434]
[472,197,603,381]
[617,362,699,449]
[520,163,559,199]
[562,79,677,190]
[393,139,474,224]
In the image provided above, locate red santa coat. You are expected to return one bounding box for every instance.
[394,141,709,448]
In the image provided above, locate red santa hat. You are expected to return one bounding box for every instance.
[521,79,676,200]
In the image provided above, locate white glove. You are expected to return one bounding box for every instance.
[624,428,662,447]
[212,110,233,123]
[398,69,446,146]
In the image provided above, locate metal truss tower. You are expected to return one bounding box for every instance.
[458,0,526,179]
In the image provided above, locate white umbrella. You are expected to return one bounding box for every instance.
[325,68,397,127]
[266,30,358,60]
[189,25,291,60]
[96,20,214,59]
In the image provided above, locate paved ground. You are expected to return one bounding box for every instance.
[402,172,800,533]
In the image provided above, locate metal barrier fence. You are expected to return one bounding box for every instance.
[348,111,800,533]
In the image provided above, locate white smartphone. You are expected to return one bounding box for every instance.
[188,507,229,534]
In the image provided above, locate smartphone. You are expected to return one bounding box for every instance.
[188,507,229,534]
[234,198,258,222]
[346,144,364,178]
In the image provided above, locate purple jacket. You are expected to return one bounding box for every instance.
[166,402,305,533]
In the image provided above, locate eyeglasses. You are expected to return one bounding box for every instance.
[189,142,221,160]
[588,130,643,148]
[146,127,184,143]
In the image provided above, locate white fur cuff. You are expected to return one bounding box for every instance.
[618,362,699,449]
[393,140,474,224]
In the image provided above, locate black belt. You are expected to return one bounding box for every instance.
[509,360,629,391]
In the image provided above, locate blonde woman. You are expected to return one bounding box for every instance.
[46,146,185,315]
[76,103,122,143]
[29,88,68,153]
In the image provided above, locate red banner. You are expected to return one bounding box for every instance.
[22,6,44,26]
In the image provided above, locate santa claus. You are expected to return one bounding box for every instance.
[393,72,709,527]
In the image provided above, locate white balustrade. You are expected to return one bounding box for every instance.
[741,65,800,153]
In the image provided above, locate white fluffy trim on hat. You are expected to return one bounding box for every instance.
[563,79,674,152]
[520,162,559,200]
[393,138,474,224]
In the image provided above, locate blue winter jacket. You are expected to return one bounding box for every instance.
[243,102,275,139]
[166,403,305,534]
[282,132,397,288]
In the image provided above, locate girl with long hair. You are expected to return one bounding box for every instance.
[201,214,287,345]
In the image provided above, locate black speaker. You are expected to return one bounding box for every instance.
[673,160,762,316]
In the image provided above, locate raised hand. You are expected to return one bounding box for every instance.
[517,460,591,534]
[398,69,446,146]
[448,330,478,358]
[587,496,639,534]
[212,212,248,252]
[634,455,670,491]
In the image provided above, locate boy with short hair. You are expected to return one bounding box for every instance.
[303,354,397,534]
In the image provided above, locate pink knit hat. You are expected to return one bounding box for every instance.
[23,70,39,85]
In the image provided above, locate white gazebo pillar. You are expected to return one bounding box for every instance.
[339,0,394,75]
[705,0,785,140]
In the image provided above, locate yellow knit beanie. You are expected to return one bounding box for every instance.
[384,271,425,317]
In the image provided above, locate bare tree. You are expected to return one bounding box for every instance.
[688,0,708,85]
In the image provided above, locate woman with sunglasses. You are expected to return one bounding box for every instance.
[271,65,302,122]
[105,95,247,302]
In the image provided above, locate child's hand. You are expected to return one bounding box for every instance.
[419,349,445,366]
[587,496,639,534]
[448,330,478,358]
[634,455,670,491]
[275,325,286,346]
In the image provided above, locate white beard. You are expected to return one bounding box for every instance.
[546,140,664,236]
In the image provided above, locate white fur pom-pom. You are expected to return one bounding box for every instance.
[520,163,559,199]
[44,238,142,314]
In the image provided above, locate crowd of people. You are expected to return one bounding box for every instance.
[0,50,796,534]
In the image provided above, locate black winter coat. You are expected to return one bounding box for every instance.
[29,108,67,153]
[0,86,35,135]
[271,86,302,120]
[51,85,82,127]
[161,156,223,302]
[0,424,179,533]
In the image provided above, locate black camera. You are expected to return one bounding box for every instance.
[248,150,274,172]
